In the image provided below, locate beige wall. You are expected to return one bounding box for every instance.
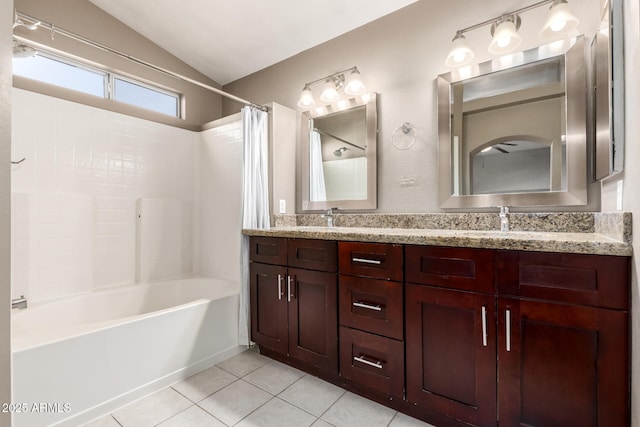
[223,0,602,213]
[13,0,223,129]
[1,0,12,424]
[601,0,640,424]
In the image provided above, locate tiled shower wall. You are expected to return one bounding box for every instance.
[11,89,198,303]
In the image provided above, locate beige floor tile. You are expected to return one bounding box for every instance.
[216,349,271,377]
[157,405,227,427]
[279,374,345,416]
[112,388,192,427]
[321,392,396,427]
[198,379,271,426]
[235,397,317,427]
[389,412,438,427]
[82,415,121,427]
[243,360,304,394]
[172,365,238,402]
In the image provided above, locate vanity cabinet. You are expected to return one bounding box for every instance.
[248,234,630,427]
[338,242,405,399]
[405,245,630,427]
[405,246,497,427]
[249,236,338,373]
[496,250,630,427]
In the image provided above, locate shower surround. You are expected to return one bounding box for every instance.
[11,88,198,303]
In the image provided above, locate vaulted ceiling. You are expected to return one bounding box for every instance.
[88,0,418,85]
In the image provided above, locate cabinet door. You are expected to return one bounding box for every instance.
[250,263,288,354]
[406,284,497,427]
[288,267,338,372]
[498,298,629,427]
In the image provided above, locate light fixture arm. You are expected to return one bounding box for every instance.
[454,0,554,36]
[300,66,359,89]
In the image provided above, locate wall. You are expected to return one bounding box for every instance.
[198,115,243,282]
[223,0,602,213]
[11,89,197,303]
[0,0,13,422]
[13,0,223,129]
[600,0,640,424]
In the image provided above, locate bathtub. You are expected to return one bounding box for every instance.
[11,277,243,427]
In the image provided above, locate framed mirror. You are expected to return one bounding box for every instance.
[438,37,588,209]
[301,93,377,211]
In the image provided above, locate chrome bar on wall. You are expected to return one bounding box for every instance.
[314,128,365,150]
[13,11,268,112]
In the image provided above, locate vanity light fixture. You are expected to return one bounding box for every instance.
[445,0,579,68]
[297,66,366,108]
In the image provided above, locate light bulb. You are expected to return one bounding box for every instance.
[445,33,475,67]
[344,69,366,95]
[540,0,579,39]
[488,17,522,55]
[550,18,567,32]
[320,79,340,103]
[296,86,315,109]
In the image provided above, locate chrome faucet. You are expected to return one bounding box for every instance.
[499,206,510,232]
[322,207,337,227]
[12,295,27,310]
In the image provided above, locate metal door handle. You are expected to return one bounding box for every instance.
[354,355,383,369]
[287,275,296,301]
[353,302,382,311]
[352,257,382,265]
[505,309,511,352]
[481,305,488,347]
[277,274,283,301]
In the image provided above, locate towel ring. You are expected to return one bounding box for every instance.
[392,122,416,150]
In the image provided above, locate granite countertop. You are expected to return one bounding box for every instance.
[243,212,633,256]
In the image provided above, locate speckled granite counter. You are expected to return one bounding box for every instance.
[243,212,632,256]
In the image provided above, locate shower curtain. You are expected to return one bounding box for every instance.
[239,106,270,346]
[309,130,327,202]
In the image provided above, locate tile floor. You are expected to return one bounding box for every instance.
[84,349,436,427]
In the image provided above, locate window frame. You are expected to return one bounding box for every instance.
[13,49,183,119]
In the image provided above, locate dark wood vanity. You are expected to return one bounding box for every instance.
[248,235,630,427]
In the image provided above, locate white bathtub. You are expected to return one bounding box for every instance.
[11,277,242,427]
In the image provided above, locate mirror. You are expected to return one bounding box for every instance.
[301,93,377,211]
[593,0,624,180]
[438,37,588,209]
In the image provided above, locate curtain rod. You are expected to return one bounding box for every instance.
[314,128,365,150]
[14,11,268,112]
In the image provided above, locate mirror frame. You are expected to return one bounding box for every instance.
[438,37,588,209]
[594,0,625,180]
[301,93,377,211]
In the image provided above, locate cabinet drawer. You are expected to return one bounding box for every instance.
[405,245,495,294]
[339,242,403,281]
[339,275,403,340]
[339,326,404,399]
[250,236,287,265]
[497,250,630,310]
[288,239,337,272]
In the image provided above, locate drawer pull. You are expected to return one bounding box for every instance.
[352,257,382,265]
[353,301,382,311]
[277,274,283,301]
[354,355,383,369]
[505,309,511,352]
[481,305,488,347]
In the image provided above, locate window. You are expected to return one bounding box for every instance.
[13,53,106,98]
[112,77,179,117]
[13,51,182,118]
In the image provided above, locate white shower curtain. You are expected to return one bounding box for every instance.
[240,106,270,346]
[309,130,327,202]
